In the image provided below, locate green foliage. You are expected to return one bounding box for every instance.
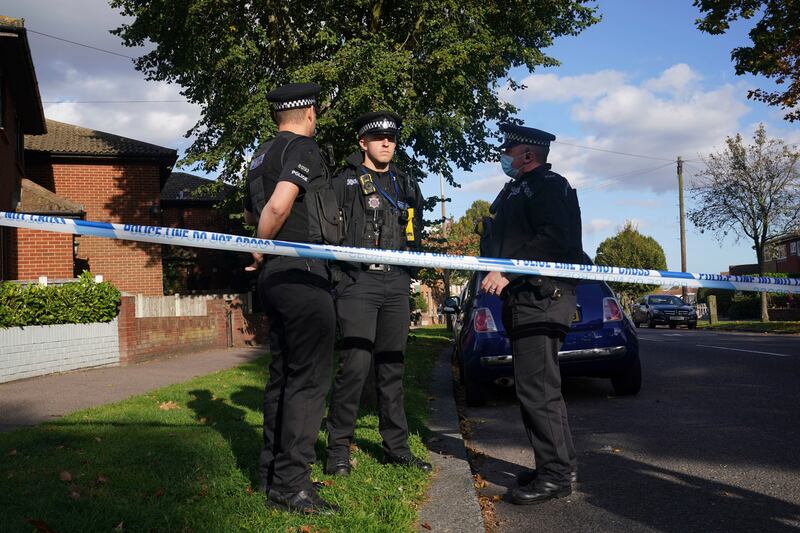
[697,288,735,316]
[110,1,599,187]
[694,0,800,122]
[0,272,121,328]
[727,294,762,320]
[595,221,668,302]
[411,293,428,314]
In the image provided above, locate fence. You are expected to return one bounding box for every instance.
[133,292,253,318]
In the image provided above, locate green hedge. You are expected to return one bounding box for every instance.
[727,294,761,320]
[0,272,121,328]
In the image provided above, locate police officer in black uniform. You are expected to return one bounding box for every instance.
[480,123,583,505]
[243,83,339,514]
[324,111,432,476]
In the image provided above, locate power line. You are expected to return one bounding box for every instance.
[580,161,675,192]
[43,100,190,104]
[27,28,136,60]
[552,139,676,162]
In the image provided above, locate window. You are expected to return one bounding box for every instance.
[777,244,788,260]
[791,241,798,256]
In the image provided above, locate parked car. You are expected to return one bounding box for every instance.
[446,273,641,406]
[631,294,697,329]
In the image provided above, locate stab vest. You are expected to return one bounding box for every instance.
[247,133,344,245]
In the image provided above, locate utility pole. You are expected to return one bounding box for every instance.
[440,175,452,330]
[677,156,688,302]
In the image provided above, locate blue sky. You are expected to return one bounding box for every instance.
[7,0,798,274]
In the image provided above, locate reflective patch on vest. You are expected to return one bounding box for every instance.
[346,178,358,186]
[249,153,265,170]
[367,195,381,209]
[291,169,309,182]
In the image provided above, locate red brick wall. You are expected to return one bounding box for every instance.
[1,77,23,280]
[117,295,268,364]
[25,160,164,294]
[5,227,73,279]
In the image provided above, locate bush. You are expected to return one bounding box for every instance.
[697,288,735,316]
[0,272,121,328]
[727,294,761,320]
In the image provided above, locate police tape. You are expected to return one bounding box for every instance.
[2,211,799,294]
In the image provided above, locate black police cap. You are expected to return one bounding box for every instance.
[266,82,321,111]
[499,123,556,149]
[354,111,402,138]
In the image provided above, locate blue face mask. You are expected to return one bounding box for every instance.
[500,153,523,178]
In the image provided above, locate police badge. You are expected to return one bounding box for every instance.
[367,195,381,209]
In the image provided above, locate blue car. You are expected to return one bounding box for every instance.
[446,273,641,406]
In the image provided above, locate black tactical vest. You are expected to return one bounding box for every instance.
[247,134,344,245]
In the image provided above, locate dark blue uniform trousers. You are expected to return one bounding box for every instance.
[503,285,577,485]
[326,269,412,460]
[258,258,335,493]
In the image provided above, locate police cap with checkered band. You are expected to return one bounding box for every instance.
[354,111,402,138]
[498,123,556,149]
[266,82,321,111]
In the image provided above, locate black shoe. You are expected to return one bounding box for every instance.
[511,480,571,506]
[266,488,341,515]
[325,456,351,476]
[516,469,578,486]
[384,454,433,472]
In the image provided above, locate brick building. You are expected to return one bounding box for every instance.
[767,231,800,275]
[17,119,177,294]
[0,16,47,280]
[160,171,253,294]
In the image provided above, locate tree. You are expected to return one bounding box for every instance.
[595,221,668,309]
[110,1,599,185]
[688,123,800,321]
[694,0,800,122]
[445,199,491,284]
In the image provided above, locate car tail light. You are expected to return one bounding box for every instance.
[603,297,623,322]
[473,308,498,332]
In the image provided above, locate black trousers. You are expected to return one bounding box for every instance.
[503,284,577,485]
[257,257,335,493]
[326,269,411,460]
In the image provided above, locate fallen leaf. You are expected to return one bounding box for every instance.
[474,480,487,489]
[56,445,64,450]
[95,437,102,443]
[69,485,81,500]
[153,487,165,498]
[26,519,56,533]
[96,474,109,485]
[300,526,313,533]
[349,443,360,453]
[245,485,254,495]
[198,417,209,424]
[159,401,180,411]
[491,495,502,501]
[421,523,432,530]
[7,449,17,456]
[59,471,73,482]
[398,485,404,492]
[321,479,334,487]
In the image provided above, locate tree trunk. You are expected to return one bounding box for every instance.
[761,291,770,322]
[756,242,770,322]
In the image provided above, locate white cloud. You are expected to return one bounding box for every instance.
[461,174,508,193]
[502,70,627,105]
[584,218,613,234]
[510,64,750,193]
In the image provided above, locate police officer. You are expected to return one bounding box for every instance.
[243,82,339,514]
[324,111,432,476]
[480,123,583,505]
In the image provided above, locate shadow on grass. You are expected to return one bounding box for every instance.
[187,389,262,486]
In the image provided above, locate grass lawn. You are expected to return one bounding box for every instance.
[697,320,800,334]
[0,326,451,533]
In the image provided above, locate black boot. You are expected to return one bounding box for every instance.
[516,468,578,486]
[325,455,351,476]
[266,488,341,515]
[383,454,433,472]
[510,480,571,506]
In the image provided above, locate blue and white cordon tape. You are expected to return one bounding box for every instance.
[2,211,799,294]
